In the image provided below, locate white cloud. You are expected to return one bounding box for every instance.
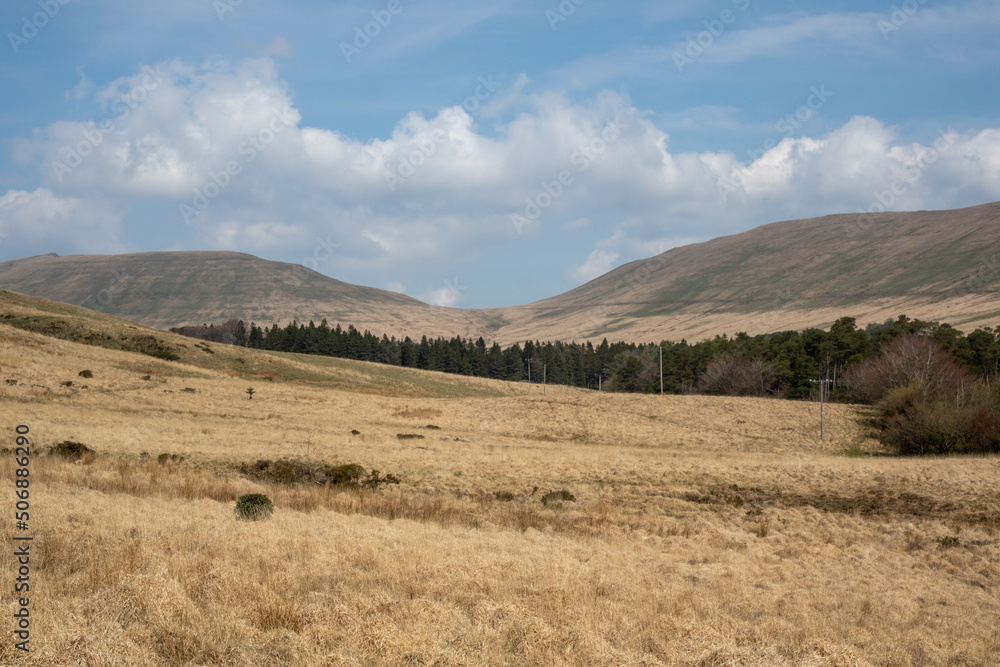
[569,249,620,285]
[0,189,126,253]
[420,284,464,307]
[65,68,93,101]
[9,57,1000,297]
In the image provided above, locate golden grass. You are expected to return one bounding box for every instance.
[2,322,999,665]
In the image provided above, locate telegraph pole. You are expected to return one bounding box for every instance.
[810,377,833,441]
[543,363,546,395]
[659,346,663,395]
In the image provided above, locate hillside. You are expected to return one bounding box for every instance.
[501,201,1000,342]
[1,202,998,342]
[0,288,515,399]
[2,270,998,665]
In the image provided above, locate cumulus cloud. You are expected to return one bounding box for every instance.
[9,57,1000,299]
[569,249,620,285]
[0,188,126,253]
[420,279,466,307]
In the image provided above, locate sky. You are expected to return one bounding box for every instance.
[1,0,998,309]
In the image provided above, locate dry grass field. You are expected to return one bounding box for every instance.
[1,306,999,665]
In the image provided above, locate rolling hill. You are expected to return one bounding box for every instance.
[1,202,998,342]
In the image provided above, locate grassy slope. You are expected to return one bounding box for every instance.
[1,288,999,664]
[0,288,514,399]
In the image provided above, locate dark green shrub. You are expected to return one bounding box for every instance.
[494,491,516,502]
[238,459,399,488]
[78,370,93,378]
[49,441,95,461]
[541,489,576,506]
[157,453,184,464]
[362,470,401,488]
[397,433,424,440]
[326,463,366,486]
[128,335,180,361]
[235,493,273,521]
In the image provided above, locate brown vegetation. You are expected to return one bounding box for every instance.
[844,334,1000,455]
[1,320,999,665]
[695,356,781,396]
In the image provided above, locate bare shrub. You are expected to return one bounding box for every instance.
[858,339,1000,455]
[880,382,1000,455]
[696,357,780,396]
[842,334,977,404]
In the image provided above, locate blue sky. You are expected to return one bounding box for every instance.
[1,0,999,308]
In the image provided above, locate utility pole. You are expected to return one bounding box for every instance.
[599,374,602,392]
[659,346,663,395]
[543,363,546,395]
[527,358,532,384]
[810,377,833,441]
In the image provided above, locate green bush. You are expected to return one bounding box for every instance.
[235,493,273,521]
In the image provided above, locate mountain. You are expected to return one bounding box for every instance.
[1,202,998,342]
[498,201,1000,342]
[0,250,501,339]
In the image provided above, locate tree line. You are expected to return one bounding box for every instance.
[171,314,1000,398]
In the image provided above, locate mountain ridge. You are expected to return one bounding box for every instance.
[2,202,998,343]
